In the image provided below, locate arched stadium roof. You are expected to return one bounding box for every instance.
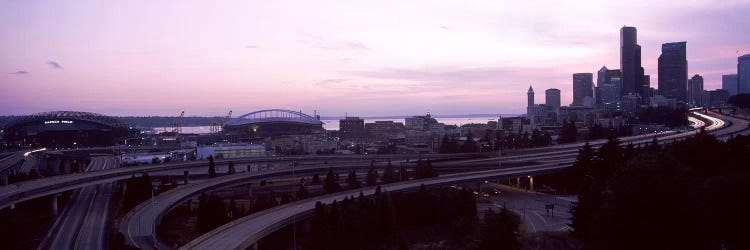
[2,111,127,129]
[226,109,323,126]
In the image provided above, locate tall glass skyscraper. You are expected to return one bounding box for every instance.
[572,73,594,106]
[545,88,561,110]
[722,74,738,96]
[620,26,645,98]
[658,42,688,102]
[739,54,750,94]
[688,74,703,106]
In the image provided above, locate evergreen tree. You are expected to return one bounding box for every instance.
[460,132,478,153]
[414,159,438,179]
[197,193,228,233]
[366,167,378,186]
[439,134,452,153]
[399,164,409,181]
[382,159,396,183]
[346,169,361,188]
[227,161,235,174]
[323,168,341,193]
[312,173,321,183]
[297,184,309,199]
[480,207,521,250]
[207,155,217,178]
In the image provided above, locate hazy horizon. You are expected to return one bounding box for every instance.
[2,0,749,117]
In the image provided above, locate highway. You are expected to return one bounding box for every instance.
[39,156,117,250]
[118,149,594,249]
[688,116,705,129]
[0,152,23,174]
[0,110,741,249]
[180,161,575,250]
[118,110,739,249]
[178,111,748,250]
[0,154,470,210]
[482,183,575,233]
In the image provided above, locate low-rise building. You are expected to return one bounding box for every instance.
[339,116,365,138]
[649,95,677,109]
[365,120,405,139]
[708,89,730,107]
[196,143,266,160]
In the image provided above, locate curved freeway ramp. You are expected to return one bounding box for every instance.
[180,161,574,250]
[119,148,592,249]
[0,154,467,210]
[178,111,747,250]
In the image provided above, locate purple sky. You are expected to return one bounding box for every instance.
[1,0,749,117]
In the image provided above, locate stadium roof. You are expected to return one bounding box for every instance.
[2,111,127,129]
[226,109,323,126]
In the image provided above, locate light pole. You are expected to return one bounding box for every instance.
[151,188,156,246]
[291,162,297,250]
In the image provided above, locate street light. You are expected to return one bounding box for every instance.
[291,161,297,250]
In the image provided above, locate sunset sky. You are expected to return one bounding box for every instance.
[1,0,749,117]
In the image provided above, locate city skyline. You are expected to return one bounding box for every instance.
[2,0,750,116]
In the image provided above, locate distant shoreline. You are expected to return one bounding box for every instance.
[1,113,521,128]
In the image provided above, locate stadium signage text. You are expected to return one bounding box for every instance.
[44,120,74,124]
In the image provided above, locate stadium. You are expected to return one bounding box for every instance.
[222,109,325,140]
[2,111,130,148]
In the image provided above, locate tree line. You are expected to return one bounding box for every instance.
[569,132,750,250]
[309,185,478,250]
[633,107,689,127]
[728,93,750,109]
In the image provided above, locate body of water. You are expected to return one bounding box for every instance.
[153,116,507,134]
[320,116,503,130]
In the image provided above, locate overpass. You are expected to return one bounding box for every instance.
[177,111,750,250]
[0,128,693,211]
[120,111,748,249]
[180,161,573,250]
[0,154,484,210]
[119,149,592,249]
[39,156,118,250]
[2,111,742,249]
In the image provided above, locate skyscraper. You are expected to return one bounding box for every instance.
[597,66,609,87]
[596,66,608,104]
[658,42,688,102]
[722,74,738,96]
[620,26,645,97]
[572,73,594,106]
[688,74,704,106]
[599,78,621,104]
[545,88,561,110]
[595,67,622,104]
[739,54,750,94]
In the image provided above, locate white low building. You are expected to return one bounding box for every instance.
[196,143,266,160]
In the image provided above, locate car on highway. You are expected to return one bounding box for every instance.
[490,188,501,196]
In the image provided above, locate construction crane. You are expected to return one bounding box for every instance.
[210,110,232,134]
[170,111,184,134]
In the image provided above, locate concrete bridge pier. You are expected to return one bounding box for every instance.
[516,177,520,188]
[49,157,59,175]
[528,176,534,191]
[0,174,7,186]
[302,220,311,233]
[64,160,71,174]
[51,194,59,216]
[183,171,189,184]
[247,184,253,198]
